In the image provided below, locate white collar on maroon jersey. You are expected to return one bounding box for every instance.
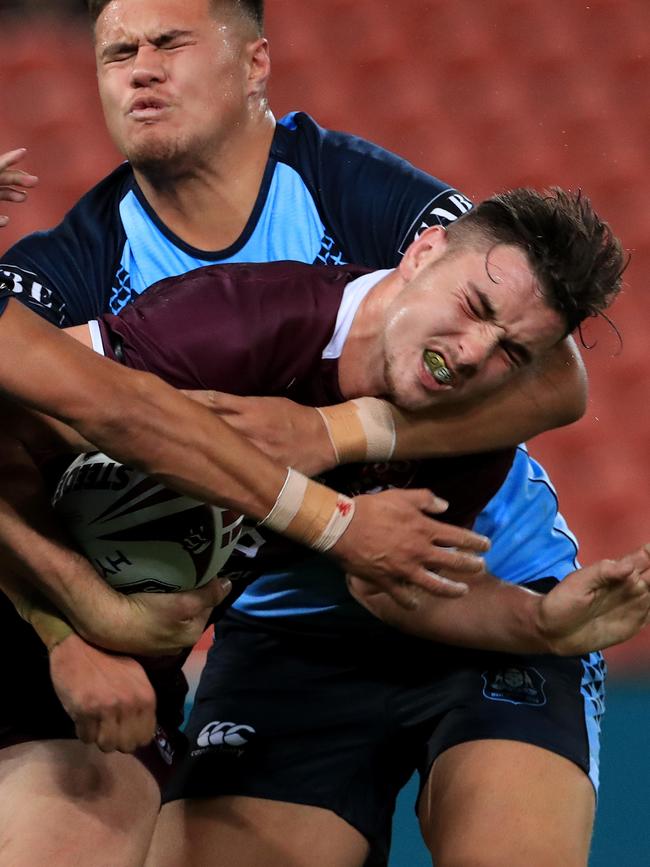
[322,269,393,360]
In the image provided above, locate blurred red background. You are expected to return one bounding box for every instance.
[1,0,649,673]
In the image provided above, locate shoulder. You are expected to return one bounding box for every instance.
[4,162,132,259]
[0,163,133,325]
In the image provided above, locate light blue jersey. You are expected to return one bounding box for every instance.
[1,111,580,628]
[233,446,580,627]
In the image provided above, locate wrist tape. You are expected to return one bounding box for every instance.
[30,607,75,652]
[260,468,355,552]
[315,397,397,465]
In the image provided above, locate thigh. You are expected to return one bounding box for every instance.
[413,648,605,867]
[163,618,416,864]
[0,740,160,867]
[147,795,369,867]
[419,739,595,867]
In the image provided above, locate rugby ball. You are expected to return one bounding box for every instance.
[52,452,243,593]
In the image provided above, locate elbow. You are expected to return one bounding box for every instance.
[555,361,588,427]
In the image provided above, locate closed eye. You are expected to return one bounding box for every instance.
[500,339,531,368]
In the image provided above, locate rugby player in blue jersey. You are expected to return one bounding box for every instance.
[0,1,638,865]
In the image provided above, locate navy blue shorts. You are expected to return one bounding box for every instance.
[164,590,605,865]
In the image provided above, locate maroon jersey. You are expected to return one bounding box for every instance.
[98,261,361,399]
[97,261,514,574]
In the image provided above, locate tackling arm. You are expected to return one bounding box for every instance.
[0,300,493,610]
[184,338,586,476]
[347,545,650,655]
[322,337,586,466]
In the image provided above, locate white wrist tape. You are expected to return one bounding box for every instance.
[315,397,397,464]
[260,468,355,552]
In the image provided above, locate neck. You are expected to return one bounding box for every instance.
[338,270,404,398]
[133,109,276,251]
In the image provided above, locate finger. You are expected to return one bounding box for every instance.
[594,557,635,585]
[406,489,449,515]
[430,525,491,553]
[423,547,485,574]
[169,575,232,619]
[75,716,100,747]
[624,546,650,572]
[410,568,469,598]
[0,148,28,172]
[96,714,121,753]
[194,575,233,609]
[0,188,29,203]
[384,581,423,611]
[0,169,38,188]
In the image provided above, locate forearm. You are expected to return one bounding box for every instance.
[0,427,136,638]
[0,301,295,519]
[319,337,587,463]
[0,573,74,652]
[352,571,554,654]
[393,337,586,457]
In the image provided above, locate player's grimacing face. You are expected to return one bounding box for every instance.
[94,0,259,170]
[382,241,566,411]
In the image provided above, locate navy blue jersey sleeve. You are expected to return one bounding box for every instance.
[283,112,473,269]
[0,164,131,327]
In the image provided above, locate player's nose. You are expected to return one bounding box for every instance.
[456,328,497,376]
[131,46,168,87]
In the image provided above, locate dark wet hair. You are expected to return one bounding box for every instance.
[86,0,264,33]
[448,187,625,333]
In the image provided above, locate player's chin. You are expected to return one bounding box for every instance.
[388,385,444,412]
[125,136,187,173]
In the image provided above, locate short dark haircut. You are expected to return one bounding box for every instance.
[86,0,264,33]
[447,187,625,333]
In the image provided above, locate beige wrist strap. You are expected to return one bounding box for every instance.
[315,397,397,464]
[260,468,355,552]
[30,607,75,653]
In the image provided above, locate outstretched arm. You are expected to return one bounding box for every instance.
[0,300,493,610]
[347,545,650,655]
[183,337,586,476]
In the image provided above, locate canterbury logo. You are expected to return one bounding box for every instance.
[197,721,256,748]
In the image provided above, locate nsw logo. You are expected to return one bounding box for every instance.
[481,666,546,707]
[196,720,256,749]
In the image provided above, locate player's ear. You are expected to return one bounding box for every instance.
[399,226,448,280]
[246,38,271,96]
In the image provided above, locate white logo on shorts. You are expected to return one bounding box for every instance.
[197,720,256,748]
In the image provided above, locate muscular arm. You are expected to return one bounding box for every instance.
[348,545,650,655]
[1,300,288,518]
[0,301,495,632]
[182,337,586,476]
[390,337,586,459]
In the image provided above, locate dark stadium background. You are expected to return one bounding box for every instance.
[1,1,648,862]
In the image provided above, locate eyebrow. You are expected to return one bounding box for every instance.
[472,284,532,366]
[473,285,496,319]
[101,29,195,60]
